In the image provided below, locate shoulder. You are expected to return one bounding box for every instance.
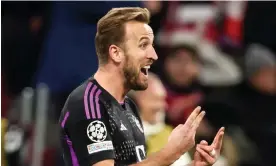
[60,81,110,127]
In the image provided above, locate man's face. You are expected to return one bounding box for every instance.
[165,49,199,87]
[122,21,158,90]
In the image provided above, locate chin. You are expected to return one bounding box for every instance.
[131,81,148,91]
[127,72,149,91]
[132,84,148,91]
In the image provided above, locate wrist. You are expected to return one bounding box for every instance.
[161,145,183,165]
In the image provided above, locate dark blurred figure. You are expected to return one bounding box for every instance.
[2,1,51,95]
[158,45,205,127]
[203,44,276,166]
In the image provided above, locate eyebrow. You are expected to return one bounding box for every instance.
[139,36,150,42]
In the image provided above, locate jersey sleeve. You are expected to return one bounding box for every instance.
[66,99,115,165]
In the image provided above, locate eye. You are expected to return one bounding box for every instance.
[140,42,148,49]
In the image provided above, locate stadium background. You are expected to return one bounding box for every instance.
[1,1,276,166]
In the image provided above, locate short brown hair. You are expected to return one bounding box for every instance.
[95,7,150,65]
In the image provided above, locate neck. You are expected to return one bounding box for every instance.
[94,65,129,103]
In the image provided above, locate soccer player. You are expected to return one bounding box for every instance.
[59,7,224,166]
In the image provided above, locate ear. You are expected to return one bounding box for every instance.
[109,44,124,63]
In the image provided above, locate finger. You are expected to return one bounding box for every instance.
[213,131,225,150]
[191,110,205,130]
[200,140,208,145]
[197,144,213,153]
[185,106,201,126]
[196,146,216,164]
[212,127,225,144]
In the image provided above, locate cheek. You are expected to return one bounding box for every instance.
[127,52,140,65]
[125,57,139,71]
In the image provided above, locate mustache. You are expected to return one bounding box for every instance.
[142,59,154,66]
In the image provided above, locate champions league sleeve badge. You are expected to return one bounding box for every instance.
[87,121,107,143]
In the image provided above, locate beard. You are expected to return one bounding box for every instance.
[123,54,148,91]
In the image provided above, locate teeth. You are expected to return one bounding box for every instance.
[143,65,150,69]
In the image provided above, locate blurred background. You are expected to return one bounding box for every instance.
[1,1,276,166]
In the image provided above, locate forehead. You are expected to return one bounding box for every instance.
[124,21,154,41]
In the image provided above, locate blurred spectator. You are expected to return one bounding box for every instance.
[159,44,206,127]
[128,72,192,165]
[203,43,276,166]
[156,44,240,165]
[157,43,240,130]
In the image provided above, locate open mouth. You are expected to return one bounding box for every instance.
[141,65,150,76]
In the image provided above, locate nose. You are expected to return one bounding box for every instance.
[148,47,158,61]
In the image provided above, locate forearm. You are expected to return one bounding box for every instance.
[130,146,180,166]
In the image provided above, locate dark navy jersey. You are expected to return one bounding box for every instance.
[59,78,146,166]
